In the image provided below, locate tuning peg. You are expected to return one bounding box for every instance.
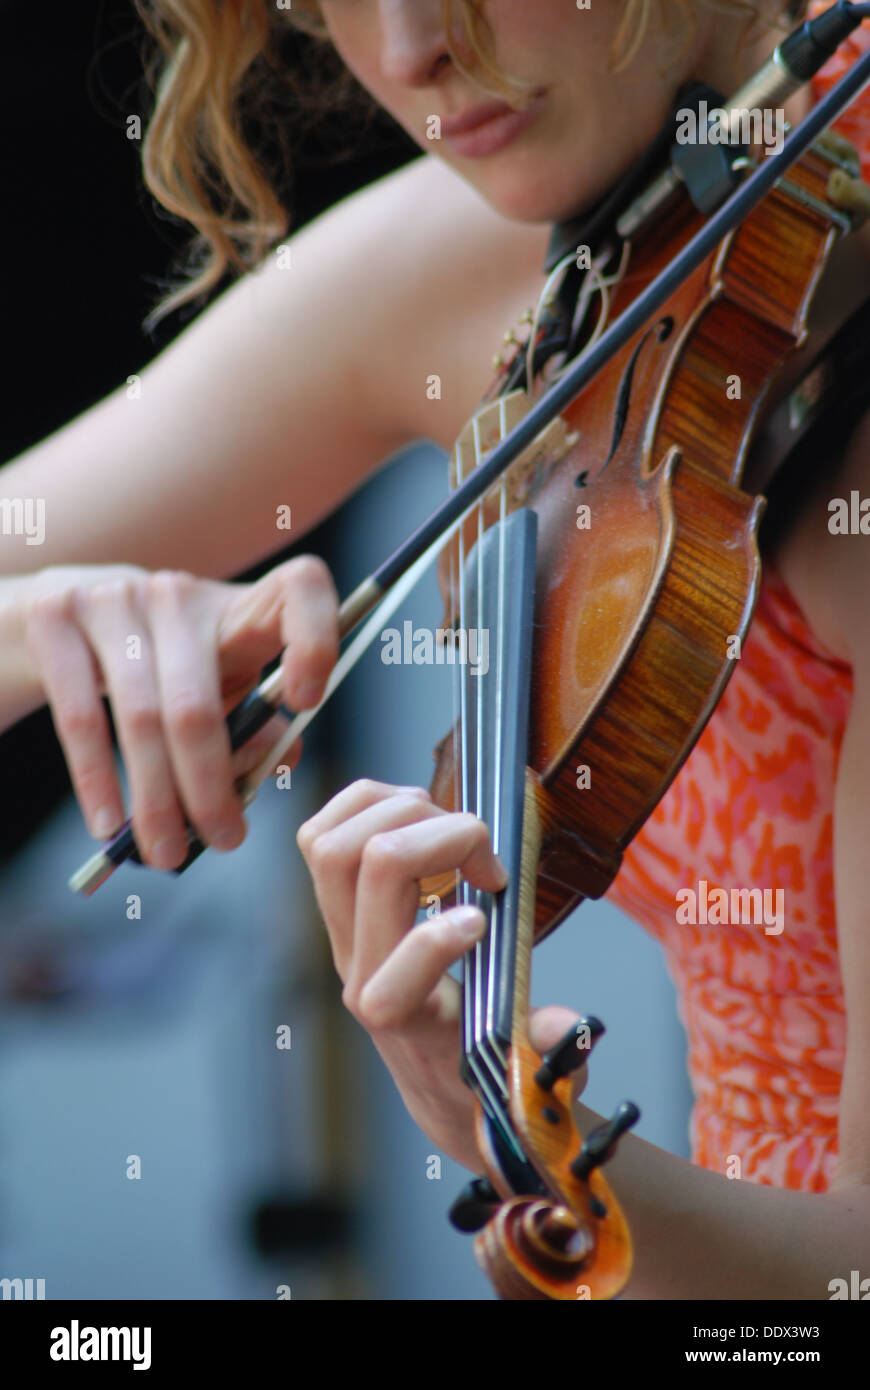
[570,1101,641,1182]
[448,1176,501,1233]
[534,1016,605,1091]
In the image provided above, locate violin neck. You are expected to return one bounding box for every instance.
[456,506,537,1149]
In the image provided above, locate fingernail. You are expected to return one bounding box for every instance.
[150,836,188,869]
[456,906,487,939]
[91,807,121,839]
[293,681,323,707]
[209,826,244,851]
[493,857,509,888]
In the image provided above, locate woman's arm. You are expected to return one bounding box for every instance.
[0,155,549,581]
[569,1096,869,1299]
[0,156,549,858]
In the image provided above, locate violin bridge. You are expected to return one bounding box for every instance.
[450,390,580,510]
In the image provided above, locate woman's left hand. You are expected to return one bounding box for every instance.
[297,779,586,1169]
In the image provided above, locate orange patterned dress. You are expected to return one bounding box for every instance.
[605,9,869,1192]
[607,567,852,1190]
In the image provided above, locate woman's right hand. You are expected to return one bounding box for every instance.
[17,556,340,867]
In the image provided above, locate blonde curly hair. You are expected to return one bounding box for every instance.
[134,0,802,329]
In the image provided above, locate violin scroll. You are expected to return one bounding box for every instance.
[474,1197,596,1301]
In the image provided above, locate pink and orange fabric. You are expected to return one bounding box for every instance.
[606,5,870,1191]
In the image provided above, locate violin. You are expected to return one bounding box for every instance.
[71,1,870,1301]
[418,8,870,1299]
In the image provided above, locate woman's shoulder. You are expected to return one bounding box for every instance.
[310,155,552,446]
[346,153,549,265]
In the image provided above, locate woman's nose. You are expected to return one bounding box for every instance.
[377,0,455,87]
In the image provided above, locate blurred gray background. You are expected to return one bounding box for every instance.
[0,440,692,1299]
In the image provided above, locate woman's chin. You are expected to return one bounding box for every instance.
[469,169,602,227]
[475,177,594,229]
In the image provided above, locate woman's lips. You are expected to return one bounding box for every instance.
[440,94,545,158]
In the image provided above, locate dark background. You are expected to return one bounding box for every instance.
[0,0,416,861]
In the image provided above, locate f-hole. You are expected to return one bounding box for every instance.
[604,316,675,468]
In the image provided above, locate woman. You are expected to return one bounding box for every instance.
[1,0,869,1298]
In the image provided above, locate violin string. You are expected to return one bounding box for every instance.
[449,433,462,917]
[452,406,512,1114]
[453,419,475,1073]
[452,429,496,1116]
[487,401,509,1069]
[471,412,486,1075]
[469,405,514,1096]
[443,431,467,1069]
[454,390,524,1117]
